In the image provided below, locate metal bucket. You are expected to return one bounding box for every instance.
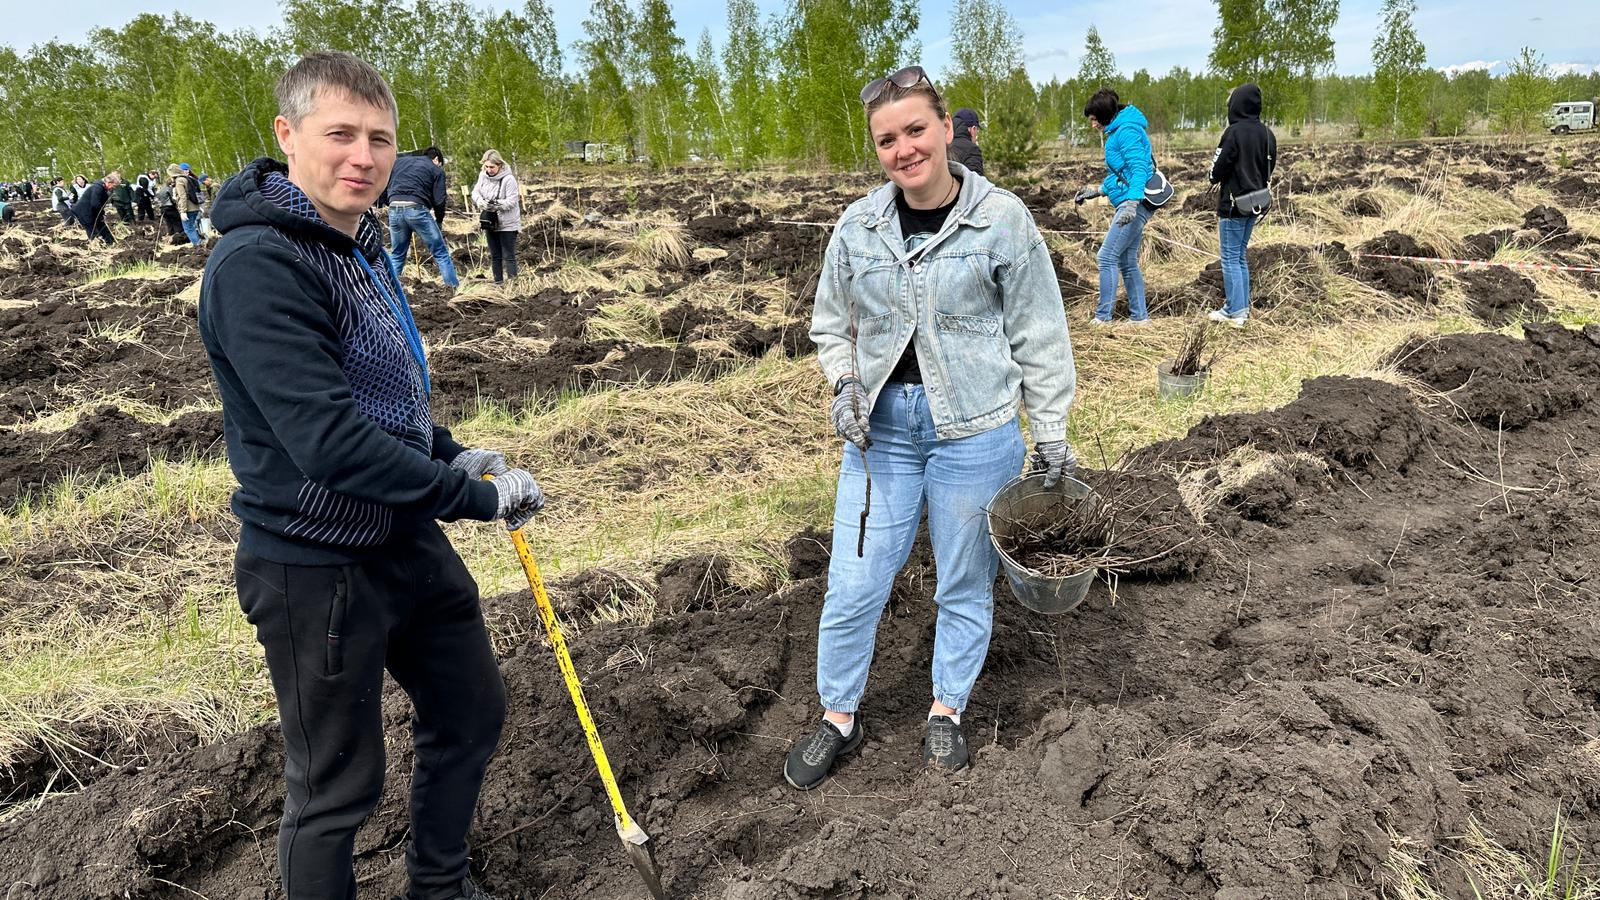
[1156,359,1209,400]
[987,472,1098,615]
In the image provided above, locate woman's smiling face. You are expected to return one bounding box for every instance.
[869,96,953,194]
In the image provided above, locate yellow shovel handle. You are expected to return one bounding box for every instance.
[505,519,639,834]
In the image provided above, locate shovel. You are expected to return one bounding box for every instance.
[494,481,668,899]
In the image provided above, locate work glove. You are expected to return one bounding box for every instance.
[1030,440,1079,488]
[1113,200,1140,226]
[1073,185,1104,206]
[492,468,545,531]
[830,376,872,451]
[449,448,509,480]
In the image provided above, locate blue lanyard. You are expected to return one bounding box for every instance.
[352,250,432,394]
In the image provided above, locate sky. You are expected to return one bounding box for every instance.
[8,0,1597,81]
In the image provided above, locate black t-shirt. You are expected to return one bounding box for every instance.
[886,177,961,384]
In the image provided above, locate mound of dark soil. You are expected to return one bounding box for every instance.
[1355,232,1438,302]
[1140,376,1430,473]
[5,327,1600,898]
[1191,243,1318,308]
[1343,192,1384,217]
[1458,266,1549,325]
[1460,229,1513,260]
[0,406,223,507]
[1524,204,1569,236]
[1390,322,1600,428]
[1550,174,1600,200]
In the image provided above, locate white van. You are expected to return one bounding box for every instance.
[1546,100,1596,134]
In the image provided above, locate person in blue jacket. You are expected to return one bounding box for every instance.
[1073,88,1153,325]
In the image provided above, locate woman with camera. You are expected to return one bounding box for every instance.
[1207,83,1276,328]
[471,150,522,283]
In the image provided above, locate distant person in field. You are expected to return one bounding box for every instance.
[135,170,158,221]
[50,177,74,224]
[199,51,541,900]
[789,65,1077,790]
[110,175,135,223]
[173,162,203,245]
[159,166,186,243]
[471,149,521,284]
[1074,87,1154,325]
[69,174,88,205]
[0,199,15,227]
[948,106,984,174]
[385,145,459,288]
[73,170,120,246]
[1208,82,1277,328]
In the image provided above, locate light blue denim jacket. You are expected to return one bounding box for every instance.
[809,162,1076,443]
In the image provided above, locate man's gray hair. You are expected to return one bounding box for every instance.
[275,51,398,127]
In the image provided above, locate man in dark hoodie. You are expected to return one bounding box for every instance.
[198,52,543,900]
[1207,83,1276,327]
[383,146,458,288]
[948,107,984,174]
[73,170,120,246]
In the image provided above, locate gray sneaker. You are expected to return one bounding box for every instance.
[784,717,864,790]
[922,715,970,771]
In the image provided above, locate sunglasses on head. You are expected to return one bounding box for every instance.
[860,65,931,105]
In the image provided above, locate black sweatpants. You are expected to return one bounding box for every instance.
[137,194,155,221]
[83,216,114,246]
[235,523,506,900]
[486,229,518,283]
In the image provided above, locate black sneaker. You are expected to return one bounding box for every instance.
[783,717,864,790]
[423,878,494,900]
[922,715,969,771]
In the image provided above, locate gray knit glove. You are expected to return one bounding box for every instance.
[492,468,545,531]
[1113,199,1139,226]
[1030,441,1079,488]
[449,448,509,479]
[1073,185,1104,205]
[830,377,871,451]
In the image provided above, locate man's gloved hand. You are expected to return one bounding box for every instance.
[1113,199,1139,226]
[450,448,509,480]
[1030,440,1079,488]
[1073,185,1104,206]
[492,468,545,531]
[830,376,871,451]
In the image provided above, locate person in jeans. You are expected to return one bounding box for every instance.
[787,65,1077,790]
[1073,88,1154,326]
[198,52,544,900]
[1208,83,1277,328]
[470,150,520,284]
[174,163,203,246]
[385,146,459,288]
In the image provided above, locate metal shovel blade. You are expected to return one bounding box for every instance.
[618,819,667,899]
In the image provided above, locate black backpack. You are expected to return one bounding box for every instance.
[184,175,202,206]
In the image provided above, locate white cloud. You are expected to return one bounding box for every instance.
[1549,62,1596,76]
[1438,60,1501,74]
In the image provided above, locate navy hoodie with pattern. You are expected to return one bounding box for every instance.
[199,157,497,565]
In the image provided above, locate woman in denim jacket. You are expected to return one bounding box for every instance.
[1073,88,1154,325]
[785,66,1078,790]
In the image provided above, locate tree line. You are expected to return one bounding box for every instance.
[2,0,1596,182]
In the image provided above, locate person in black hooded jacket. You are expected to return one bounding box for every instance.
[199,52,543,900]
[1208,83,1276,326]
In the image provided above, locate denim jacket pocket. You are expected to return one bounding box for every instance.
[859,312,894,338]
[934,312,1002,338]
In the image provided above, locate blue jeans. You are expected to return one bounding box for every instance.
[388,205,459,287]
[816,384,1025,715]
[1219,216,1258,317]
[1095,202,1153,321]
[181,210,202,246]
